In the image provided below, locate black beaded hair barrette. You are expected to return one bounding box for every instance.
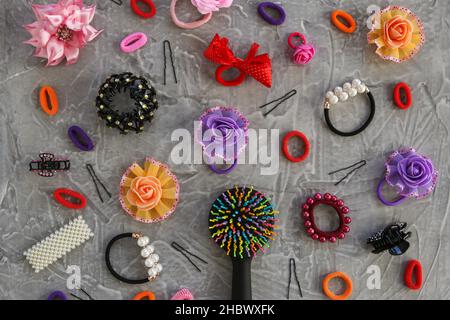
[95,72,158,134]
[29,153,70,177]
[367,222,411,256]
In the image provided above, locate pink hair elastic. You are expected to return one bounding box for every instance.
[170,0,233,29]
[120,32,148,53]
[287,32,316,65]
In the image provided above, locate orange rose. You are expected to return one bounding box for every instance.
[126,176,162,210]
[384,15,413,49]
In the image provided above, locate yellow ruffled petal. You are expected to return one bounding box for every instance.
[146,162,160,177]
[122,177,133,187]
[130,164,145,177]
[158,171,174,187]
[136,209,153,221]
[154,201,171,217]
[162,187,178,199]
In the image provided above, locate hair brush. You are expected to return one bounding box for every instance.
[209,186,279,300]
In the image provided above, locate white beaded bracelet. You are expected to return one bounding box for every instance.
[24,216,94,273]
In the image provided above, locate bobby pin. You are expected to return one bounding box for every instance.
[70,288,94,300]
[259,89,297,117]
[287,258,303,299]
[86,164,112,203]
[109,0,123,5]
[171,241,208,272]
[163,40,178,85]
[328,160,367,186]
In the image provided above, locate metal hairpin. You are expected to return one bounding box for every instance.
[109,0,123,5]
[328,160,367,186]
[171,241,208,272]
[86,164,112,203]
[163,40,178,85]
[70,288,94,300]
[259,89,297,117]
[287,258,303,299]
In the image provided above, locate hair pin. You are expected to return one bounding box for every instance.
[328,160,367,186]
[163,40,178,85]
[110,0,123,5]
[29,153,70,177]
[171,241,208,273]
[259,89,297,117]
[86,164,112,203]
[70,288,94,300]
[287,258,303,299]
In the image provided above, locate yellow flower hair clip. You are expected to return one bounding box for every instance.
[368,6,425,63]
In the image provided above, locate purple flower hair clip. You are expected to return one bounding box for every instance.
[377,148,438,206]
[195,106,249,175]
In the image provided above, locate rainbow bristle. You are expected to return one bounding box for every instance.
[209,186,278,260]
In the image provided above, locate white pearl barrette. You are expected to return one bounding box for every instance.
[324,79,368,108]
[133,233,163,280]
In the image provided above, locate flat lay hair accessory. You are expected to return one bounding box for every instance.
[131,0,156,19]
[287,33,315,65]
[119,158,179,223]
[367,222,411,256]
[322,271,353,300]
[196,106,249,175]
[282,131,310,163]
[132,291,156,300]
[24,216,93,273]
[204,34,272,88]
[393,82,412,110]
[120,32,148,53]
[39,86,59,116]
[53,188,87,210]
[287,258,303,299]
[170,288,194,300]
[331,10,356,33]
[86,164,112,203]
[404,260,422,290]
[368,6,425,63]
[171,242,208,272]
[324,79,375,137]
[163,40,178,85]
[47,291,67,300]
[257,2,286,26]
[110,0,123,5]
[209,186,279,300]
[328,160,367,186]
[259,89,297,117]
[96,72,158,134]
[68,125,94,151]
[170,0,232,29]
[105,233,162,284]
[70,288,94,300]
[29,153,70,177]
[377,148,437,206]
[301,193,351,243]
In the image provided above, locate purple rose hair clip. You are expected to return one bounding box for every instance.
[195,106,249,174]
[377,148,438,206]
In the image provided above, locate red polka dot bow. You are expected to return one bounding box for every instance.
[204,34,272,88]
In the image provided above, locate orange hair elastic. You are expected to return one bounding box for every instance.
[322,271,353,300]
[331,10,357,34]
[132,291,156,300]
[39,86,59,116]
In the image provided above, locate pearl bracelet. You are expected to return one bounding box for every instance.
[105,233,162,284]
[324,79,376,137]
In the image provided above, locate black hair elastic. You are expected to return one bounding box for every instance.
[324,79,375,137]
[96,72,158,134]
[105,233,162,284]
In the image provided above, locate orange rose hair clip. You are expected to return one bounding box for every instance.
[368,6,425,63]
[119,158,179,223]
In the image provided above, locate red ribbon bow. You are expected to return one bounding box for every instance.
[204,34,272,88]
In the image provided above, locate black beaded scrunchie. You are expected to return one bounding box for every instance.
[96,72,158,134]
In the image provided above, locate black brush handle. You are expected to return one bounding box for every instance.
[231,258,252,300]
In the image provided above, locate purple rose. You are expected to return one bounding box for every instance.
[385,148,438,199]
[293,44,315,65]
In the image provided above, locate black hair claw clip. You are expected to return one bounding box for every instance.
[367,222,411,256]
[29,153,70,177]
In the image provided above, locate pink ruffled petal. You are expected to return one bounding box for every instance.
[46,37,65,66]
[82,25,103,42]
[32,4,57,20]
[44,14,64,27]
[64,45,80,65]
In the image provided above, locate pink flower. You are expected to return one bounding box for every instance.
[24,0,102,66]
[293,44,315,65]
[191,0,233,15]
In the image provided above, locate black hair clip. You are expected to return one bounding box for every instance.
[163,40,178,85]
[329,160,367,186]
[259,89,297,117]
[287,258,303,299]
[29,153,70,177]
[86,164,112,203]
[171,241,208,272]
[367,222,411,256]
[70,288,94,300]
[109,0,123,5]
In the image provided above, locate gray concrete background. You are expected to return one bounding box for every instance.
[1,0,450,300]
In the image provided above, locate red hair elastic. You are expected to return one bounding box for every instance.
[331,10,357,34]
[282,131,310,163]
[404,259,422,290]
[53,188,87,210]
[394,82,412,110]
[130,0,156,19]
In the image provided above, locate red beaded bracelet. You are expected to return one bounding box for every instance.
[393,82,412,110]
[301,193,351,243]
[53,188,87,210]
[404,259,422,290]
[282,131,310,163]
[131,0,156,19]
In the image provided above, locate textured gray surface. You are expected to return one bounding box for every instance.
[1,0,450,300]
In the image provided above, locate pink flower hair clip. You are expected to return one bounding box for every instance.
[287,32,316,66]
[24,0,103,66]
[170,0,233,29]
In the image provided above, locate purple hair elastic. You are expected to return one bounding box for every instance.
[47,291,67,300]
[68,125,94,151]
[195,106,249,175]
[377,148,438,206]
[120,32,148,53]
[257,2,286,26]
